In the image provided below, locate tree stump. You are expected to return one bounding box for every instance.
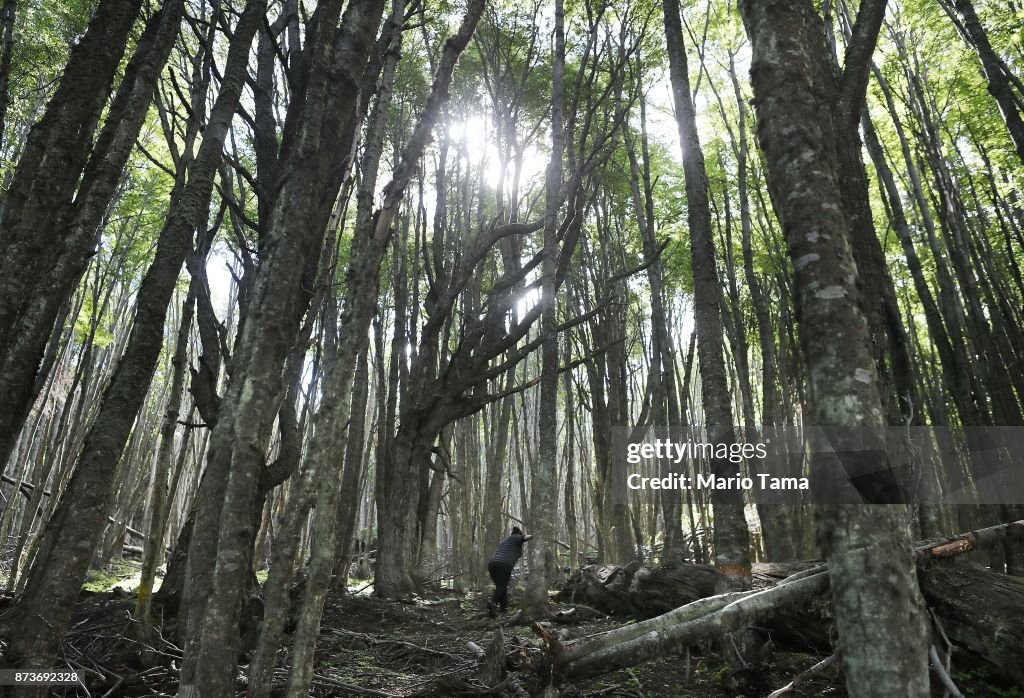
[479,627,505,688]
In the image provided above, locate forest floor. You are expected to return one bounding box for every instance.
[32,561,851,698]
[19,560,1018,697]
[281,589,845,698]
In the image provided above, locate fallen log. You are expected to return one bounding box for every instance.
[558,559,819,618]
[560,521,1024,621]
[555,562,642,616]
[542,520,1024,684]
[557,560,726,617]
[539,568,829,678]
[919,561,1024,685]
[917,519,1024,562]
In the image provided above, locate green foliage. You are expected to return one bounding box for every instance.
[73,292,115,349]
[83,560,142,593]
[1,0,93,166]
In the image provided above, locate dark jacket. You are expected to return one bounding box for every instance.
[488,533,526,568]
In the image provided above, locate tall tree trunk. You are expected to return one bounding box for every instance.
[333,345,373,585]
[333,0,404,591]
[0,0,249,671]
[279,8,484,691]
[564,369,579,570]
[724,56,795,561]
[861,110,982,429]
[483,386,514,558]
[0,0,17,150]
[135,285,195,629]
[0,0,140,279]
[663,0,750,581]
[0,0,173,471]
[176,0,387,693]
[823,0,919,432]
[899,42,1024,425]
[739,2,930,695]
[523,0,565,617]
[625,98,685,563]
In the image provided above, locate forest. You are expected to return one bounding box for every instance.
[0,0,1022,695]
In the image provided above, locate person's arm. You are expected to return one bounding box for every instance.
[523,534,533,542]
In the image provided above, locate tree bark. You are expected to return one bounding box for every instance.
[0,0,17,151]
[522,0,565,617]
[0,0,171,472]
[0,0,248,672]
[663,0,750,581]
[738,2,931,696]
[177,0,387,693]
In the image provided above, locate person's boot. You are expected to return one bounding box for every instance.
[487,600,497,618]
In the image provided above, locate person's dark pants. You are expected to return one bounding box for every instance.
[488,561,513,610]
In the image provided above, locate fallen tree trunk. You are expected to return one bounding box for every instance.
[557,561,723,617]
[558,560,820,618]
[919,561,1024,685]
[557,521,1024,622]
[543,521,1024,683]
[538,567,829,678]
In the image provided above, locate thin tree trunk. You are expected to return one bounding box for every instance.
[564,369,579,570]
[135,286,195,628]
[943,0,1024,165]
[625,98,684,562]
[0,0,17,150]
[664,0,750,581]
[333,0,404,591]
[523,0,564,616]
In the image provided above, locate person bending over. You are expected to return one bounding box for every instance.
[487,526,532,617]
